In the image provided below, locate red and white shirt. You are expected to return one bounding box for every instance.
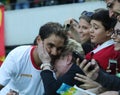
[86,39,120,74]
[0,46,44,95]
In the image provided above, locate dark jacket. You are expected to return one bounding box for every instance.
[41,63,85,95]
[96,69,120,95]
[82,40,94,55]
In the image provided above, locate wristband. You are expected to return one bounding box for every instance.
[40,63,52,70]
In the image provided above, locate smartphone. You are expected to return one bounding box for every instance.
[72,51,84,62]
[108,59,117,74]
[72,51,94,71]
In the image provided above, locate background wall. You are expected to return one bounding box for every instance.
[4,1,106,46]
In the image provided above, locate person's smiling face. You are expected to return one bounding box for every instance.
[78,18,91,44]
[106,0,120,21]
[37,34,65,63]
[111,22,120,51]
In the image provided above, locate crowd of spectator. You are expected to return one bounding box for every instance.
[0,0,102,11]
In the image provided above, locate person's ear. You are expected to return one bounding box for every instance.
[66,54,72,65]
[106,28,113,37]
[36,35,42,44]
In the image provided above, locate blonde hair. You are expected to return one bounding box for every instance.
[61,38,84,57]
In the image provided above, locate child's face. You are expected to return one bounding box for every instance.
[90,20,111,45]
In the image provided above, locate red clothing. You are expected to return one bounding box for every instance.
[85,45,120,74]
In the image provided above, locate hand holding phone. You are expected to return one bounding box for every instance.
[72,51,84,62]
[72,51,95,71]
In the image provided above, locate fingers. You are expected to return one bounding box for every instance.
[86,65,99,80]
[77,58,100,80]
[74,76,91,90]
[37,41,51,63]
[79,59,93,75]
[80,59,99,77]
[79,59,88,69]
[75,73,94,84]
[74,74,89,83]
[75,73,86,79]
[37,41,43,54]
[89,59,99,76]
[82,62,91,73]
[40,42,48,56]
[64,18,73,26]
[74,74,99,89]
[76,58,80,65]
[79,84,91,89]
[91,65,99,74]
[39,41,46,54]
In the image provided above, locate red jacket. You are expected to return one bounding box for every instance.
[85,45,120,74]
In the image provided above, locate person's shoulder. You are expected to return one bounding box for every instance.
[69,64,85,75]
[9,45,33,55]
[14,45,32,50]
[15,45,32,49]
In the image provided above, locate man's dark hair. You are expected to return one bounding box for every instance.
[118,0,120,2]
[39,22,68,44]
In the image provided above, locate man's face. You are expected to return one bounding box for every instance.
[43,34,65,62]
[106,0,120,21]
[111,22,120,51]
[112,0,120,21]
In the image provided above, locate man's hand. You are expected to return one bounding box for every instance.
[37,41,51,64]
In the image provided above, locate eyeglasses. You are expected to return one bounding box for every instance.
[81,11,93,17]
[112,29,120,35]
[107,0,114,9]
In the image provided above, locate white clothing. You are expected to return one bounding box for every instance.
[0,46,44,95]
[92,39,115,54]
